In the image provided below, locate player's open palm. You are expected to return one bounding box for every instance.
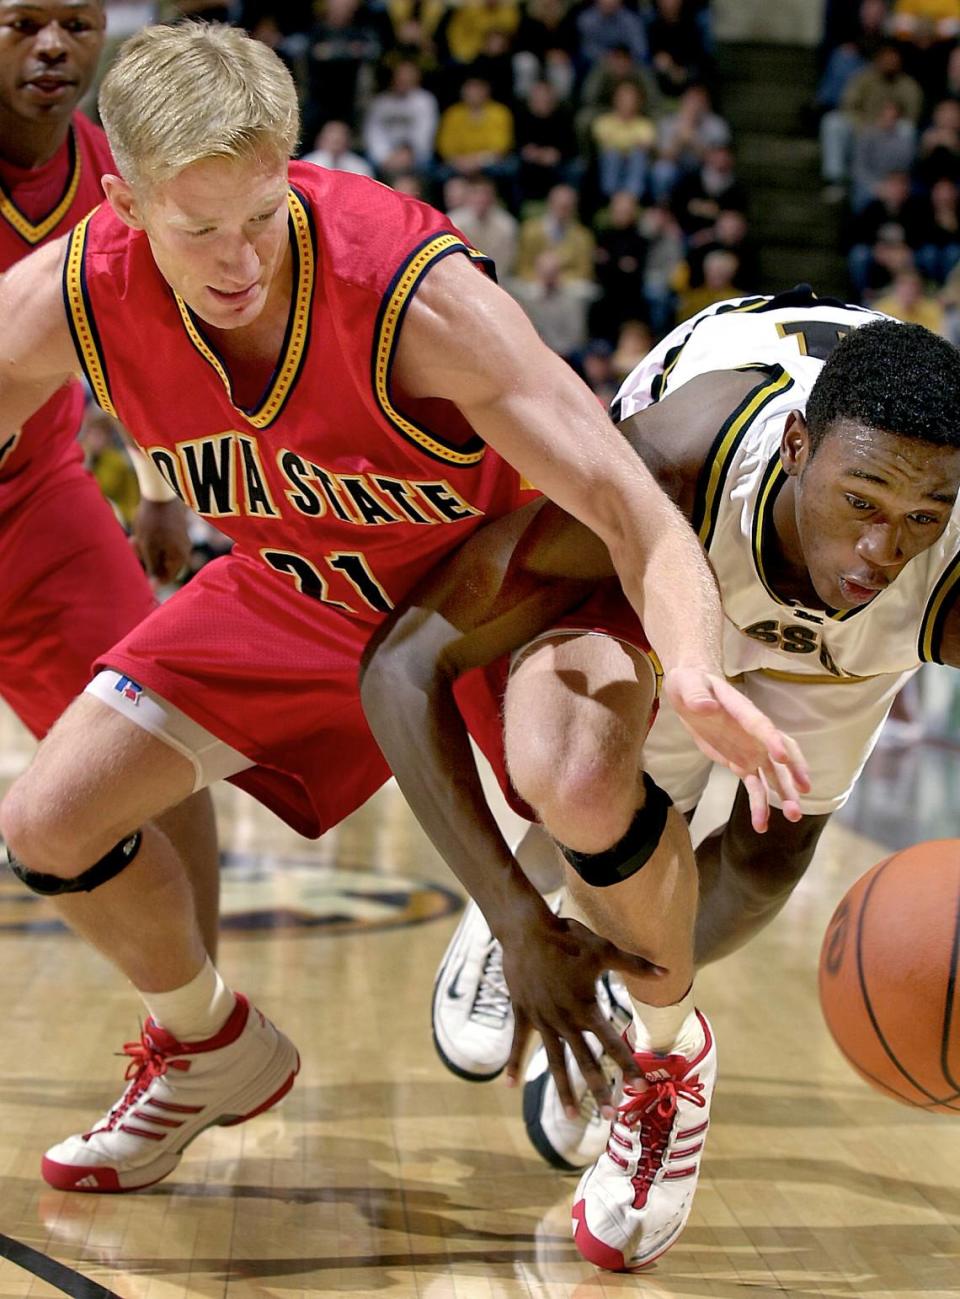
[500,901,664,1118]
[663,667,810,831]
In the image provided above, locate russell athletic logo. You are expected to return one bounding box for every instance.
[114,675,143,705]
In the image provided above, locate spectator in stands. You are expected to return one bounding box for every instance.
[846,168,929,295]
[577,338,620,405]
[515,79,578,203]
[651,82,731,201]
[363,59,439,176]
[470,28,517,107]
[678,247,743,318]
[515,181,595,284]
[916,98,960,186]
[813,40,866,122]
[446,0,521,67]
[160,0,231,18]
[81,409,139,529]
[392,171,426,196]
[850,97,919,209]
[611,317,654,379]
[943,41,960,104]
[579,43,661,129]
[306,0,384,135]
[873,265,948,330]
[639,202,685,334]
[301,120,374,175]
[513,0,578,103]
[447,175,519,277]
[591,80,657,200]
[916,176,960,283]
[889,0,960,88]
[820,42,924,201]
[577,0,648,76]
[685,207,761,292]
[382,0,446,74]
[938,256,960,341]
[671,143,748,238]
[591,189,649,342]
[435,75,516,182]
[510,249,596,360]
[818,0,889,59]
[646,0,714,100]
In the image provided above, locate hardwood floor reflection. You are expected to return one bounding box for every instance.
[0,707,958,1298]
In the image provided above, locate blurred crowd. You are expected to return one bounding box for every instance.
[90,1,762,566]
[93,1,761,400]
[816,0,960,341]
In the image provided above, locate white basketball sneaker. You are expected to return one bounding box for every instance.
[432,898,514,1080]
[523,972,633,1170]
[571,1010,716,1271]
[42,994,300,1192]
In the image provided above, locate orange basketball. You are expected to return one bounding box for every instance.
[818,839,960,1113]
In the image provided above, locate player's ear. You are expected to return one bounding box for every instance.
[101,174,146,231]
[781,410,810,477]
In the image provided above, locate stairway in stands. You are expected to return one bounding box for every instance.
[717,42,849,299]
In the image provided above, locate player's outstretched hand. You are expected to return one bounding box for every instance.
[133,498,190,585]
[663,667,810,832]
[499,898,664,1119]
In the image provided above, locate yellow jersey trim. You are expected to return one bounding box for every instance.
[62,211,117,418]
[694,368,794,551]
[919,549,960,663]
[0,128,81,245]
[373,233,486,467]
[652,296,771,402]
[172,189,314,430]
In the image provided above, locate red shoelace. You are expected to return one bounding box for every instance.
[86,1029,189,1136]
[613,1061,706,1209]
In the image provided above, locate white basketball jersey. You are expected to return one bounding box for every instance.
[614,292,960,680]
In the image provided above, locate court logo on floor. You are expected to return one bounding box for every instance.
[0,848,461,936]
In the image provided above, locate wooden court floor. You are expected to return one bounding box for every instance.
[0,709,959,1299]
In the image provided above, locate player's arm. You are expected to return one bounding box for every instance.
[123,435,191,585]
[360,497,658,1108]
[0,237,83,435]
[393,259,808,806]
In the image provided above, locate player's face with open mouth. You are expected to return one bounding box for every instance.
[796,421,960,610]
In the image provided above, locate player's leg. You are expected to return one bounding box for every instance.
[433,629,662,1083]
[502,633,715,1271]
[0,685,298,1192]
[695,792,829,964]
[0,470,222,960]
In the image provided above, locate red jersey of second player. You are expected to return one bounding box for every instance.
[0,112,114,511]
[63,163,524,620]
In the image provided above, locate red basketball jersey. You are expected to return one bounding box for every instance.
[63,164,525,622]
[0,113,114,511]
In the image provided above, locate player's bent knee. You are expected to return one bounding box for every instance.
[513,754,638,851]
[557,774,672,887]
[7,830,143,895]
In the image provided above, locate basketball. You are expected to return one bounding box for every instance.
[818,840,960,1113]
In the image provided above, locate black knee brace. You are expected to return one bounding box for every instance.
[7,830,143,896]
[558,774,672,888]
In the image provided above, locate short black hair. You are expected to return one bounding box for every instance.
[805,319,960,453]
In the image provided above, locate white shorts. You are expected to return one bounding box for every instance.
[643,665,917,816]
[85,670,252,793]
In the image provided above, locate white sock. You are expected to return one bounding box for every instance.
[141,957,236,1042]
[629,987,701,1056]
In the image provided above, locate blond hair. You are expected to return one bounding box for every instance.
[99,23,300,190]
